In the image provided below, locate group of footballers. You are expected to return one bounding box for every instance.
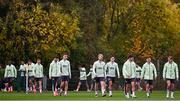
[2,53,179,99]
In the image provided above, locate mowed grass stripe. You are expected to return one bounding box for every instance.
[0,91,180,100]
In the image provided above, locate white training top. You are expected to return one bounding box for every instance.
[59,59,71,78]
[105,61,120,78]
[136,66,142,78]
[79,67,87,80]
[93,60,106,77]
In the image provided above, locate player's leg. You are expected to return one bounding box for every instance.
[60,79,65,96]
[108,79,113,97]
[166,80,171,98]
[95,78,99,96]
[9,78,14,92]
[90,79,94,91]
[131,79,136,97]
[126,84,130,98]
[100,78,106,97]
[33,79,37,93]
[4,78,9,92]
[54,78,59,96]
[136,79,142,91]
[7,78,11,92]
[4,83,8,92]
[139,80,142,90]
[145,81,150,97]
[75,81,81,91]
[28,77,33,92]
[63,76,69,96]
[85,80,90,92]
[149,80,153,93]
[125,79,130,98]
[39,79,42,93]
[64,80,68,96]
[170,80,175,98]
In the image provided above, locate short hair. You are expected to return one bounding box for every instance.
[168,56,173,59]
[98,53,103,57]
[28,59,32,62]
[128,54,134,59]
[62,52,69,56]
[37,58,41,61]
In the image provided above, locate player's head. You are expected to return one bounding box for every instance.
[82,64,86,68]
[110,56,115,62]
[90,64,93,68]
[7,61,12,65]
[54,57,58,62]
[37,59,41,64]
[98,54,103,61]
[168,56,173,63]
[28,59,32,65]
[146,57,151,63]
[128,54,134,62]
[63,53,68,60]
[21,61,25,65]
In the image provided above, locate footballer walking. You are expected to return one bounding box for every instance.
[105,56,120,97]
[141,57,157,98]
[93,54,106,97]
[163,56,179,99]
[122,55,137,98]
[59,53,71,96]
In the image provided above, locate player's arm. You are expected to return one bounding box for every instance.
[59,62,62,76]
[34,65,36,76]
[122,64,129,78]
[116,64,120,78]
[41,65,44,77]
[141,64,145,79]
[49,64,52,79]
[68,61,71,79]
[13,65,17,78]
[162,64,167,80]
[153,64,157,80]
[87,70,91,77]
[175,64,179,81]
[104,63,108,78]
[19,65,22,71]
[4,66,7,78]
[133,63,136,78]
[92,62,97,77]
[32,65,35,76]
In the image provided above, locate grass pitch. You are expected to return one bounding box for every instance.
[0,91,180,100]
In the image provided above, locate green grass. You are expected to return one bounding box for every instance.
[0,91,180,100]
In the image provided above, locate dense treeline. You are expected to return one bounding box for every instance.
[0,0,180,74]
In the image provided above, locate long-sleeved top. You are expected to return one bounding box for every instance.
[26,63,35,77]
[122,60,136,79]
[105,61,120,78]
[163,61,179,80]
[141,62,157,80]
[136,66,142,78]
[93,60,106,77]
[34,63,44,78]
[4,64,17,78]
[79,67,87,80]
[49,61,61,78]
[59,59,71,78]
[87,68,95,79]
[19,64,26,76]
